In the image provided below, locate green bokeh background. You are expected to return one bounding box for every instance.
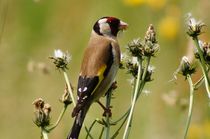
[1,0,210,139]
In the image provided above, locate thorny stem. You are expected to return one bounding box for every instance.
[193,37,210,98]
[104,88,112,139]
[63,71,76,106]
[184,74,194,139]
[41,128,49,139]
[46,105,68,131]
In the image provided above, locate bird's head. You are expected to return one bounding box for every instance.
[93,17,128,38]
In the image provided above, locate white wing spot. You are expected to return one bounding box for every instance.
[83,87,88,92]
[83,95,88,100]
[78,88,82,92]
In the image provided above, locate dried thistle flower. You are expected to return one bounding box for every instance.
[32,98,44,110]
[60,84,72,106]
[144,24,159,57]
[145,24,157,43]
[127,38,144,58]
[144,41,160,57]
[196,41,210,65]
[202,42,210,64]
[177,56,196,77]
[145,65,155,82]
[125,57,139,78]
[127,24,159,58]
[120,53,129,69]
[33,98,51,127]
[49,49,71,71]
[43,103,51,117]
[186,14,205,38]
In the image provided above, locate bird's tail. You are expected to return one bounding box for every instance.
[67,103,91,139]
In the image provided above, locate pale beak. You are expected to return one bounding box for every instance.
[119,21,128,30]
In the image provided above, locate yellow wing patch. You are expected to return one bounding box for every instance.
[91,64,107,95]
[97,64,107,81]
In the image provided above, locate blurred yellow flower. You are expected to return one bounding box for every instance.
[146,0,166,9]
[188,121,210,139]
[123,0,145,6]
[123,0,166,9]
[203,121,210,138]
[158,16,180,40]
[188,124,202,139]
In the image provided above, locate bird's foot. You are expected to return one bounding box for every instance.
[102,106,112,117]
[97,101,112,117]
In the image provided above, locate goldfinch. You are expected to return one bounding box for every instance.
[67,17,128,139]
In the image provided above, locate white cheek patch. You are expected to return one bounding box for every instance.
[100,23,111,34]
[98,18,107,24]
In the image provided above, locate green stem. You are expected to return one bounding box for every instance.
[194,76,204,90]
[46,105,68,131]
[123,58,143,139]
[109,79,137,138]
[85,120,97,139]
[111,112,129,139]
[41,128,49,139]
[193,37,210,98]
[123,57,150,139]
[141,57,151,83]
[184,74,194,139]
[110,108,130,124]
[104,89,112,139]
[99,127,105,139]
[63,71,76,106]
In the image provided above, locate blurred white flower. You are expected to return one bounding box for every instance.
[131,57,138,64]
[121,52,129,61]
[50,49,71,71]
[127,77,135,86]
[54,49,64,59]
[143,90,151,96]
[182,56,189,63]
[148,65,155,72]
